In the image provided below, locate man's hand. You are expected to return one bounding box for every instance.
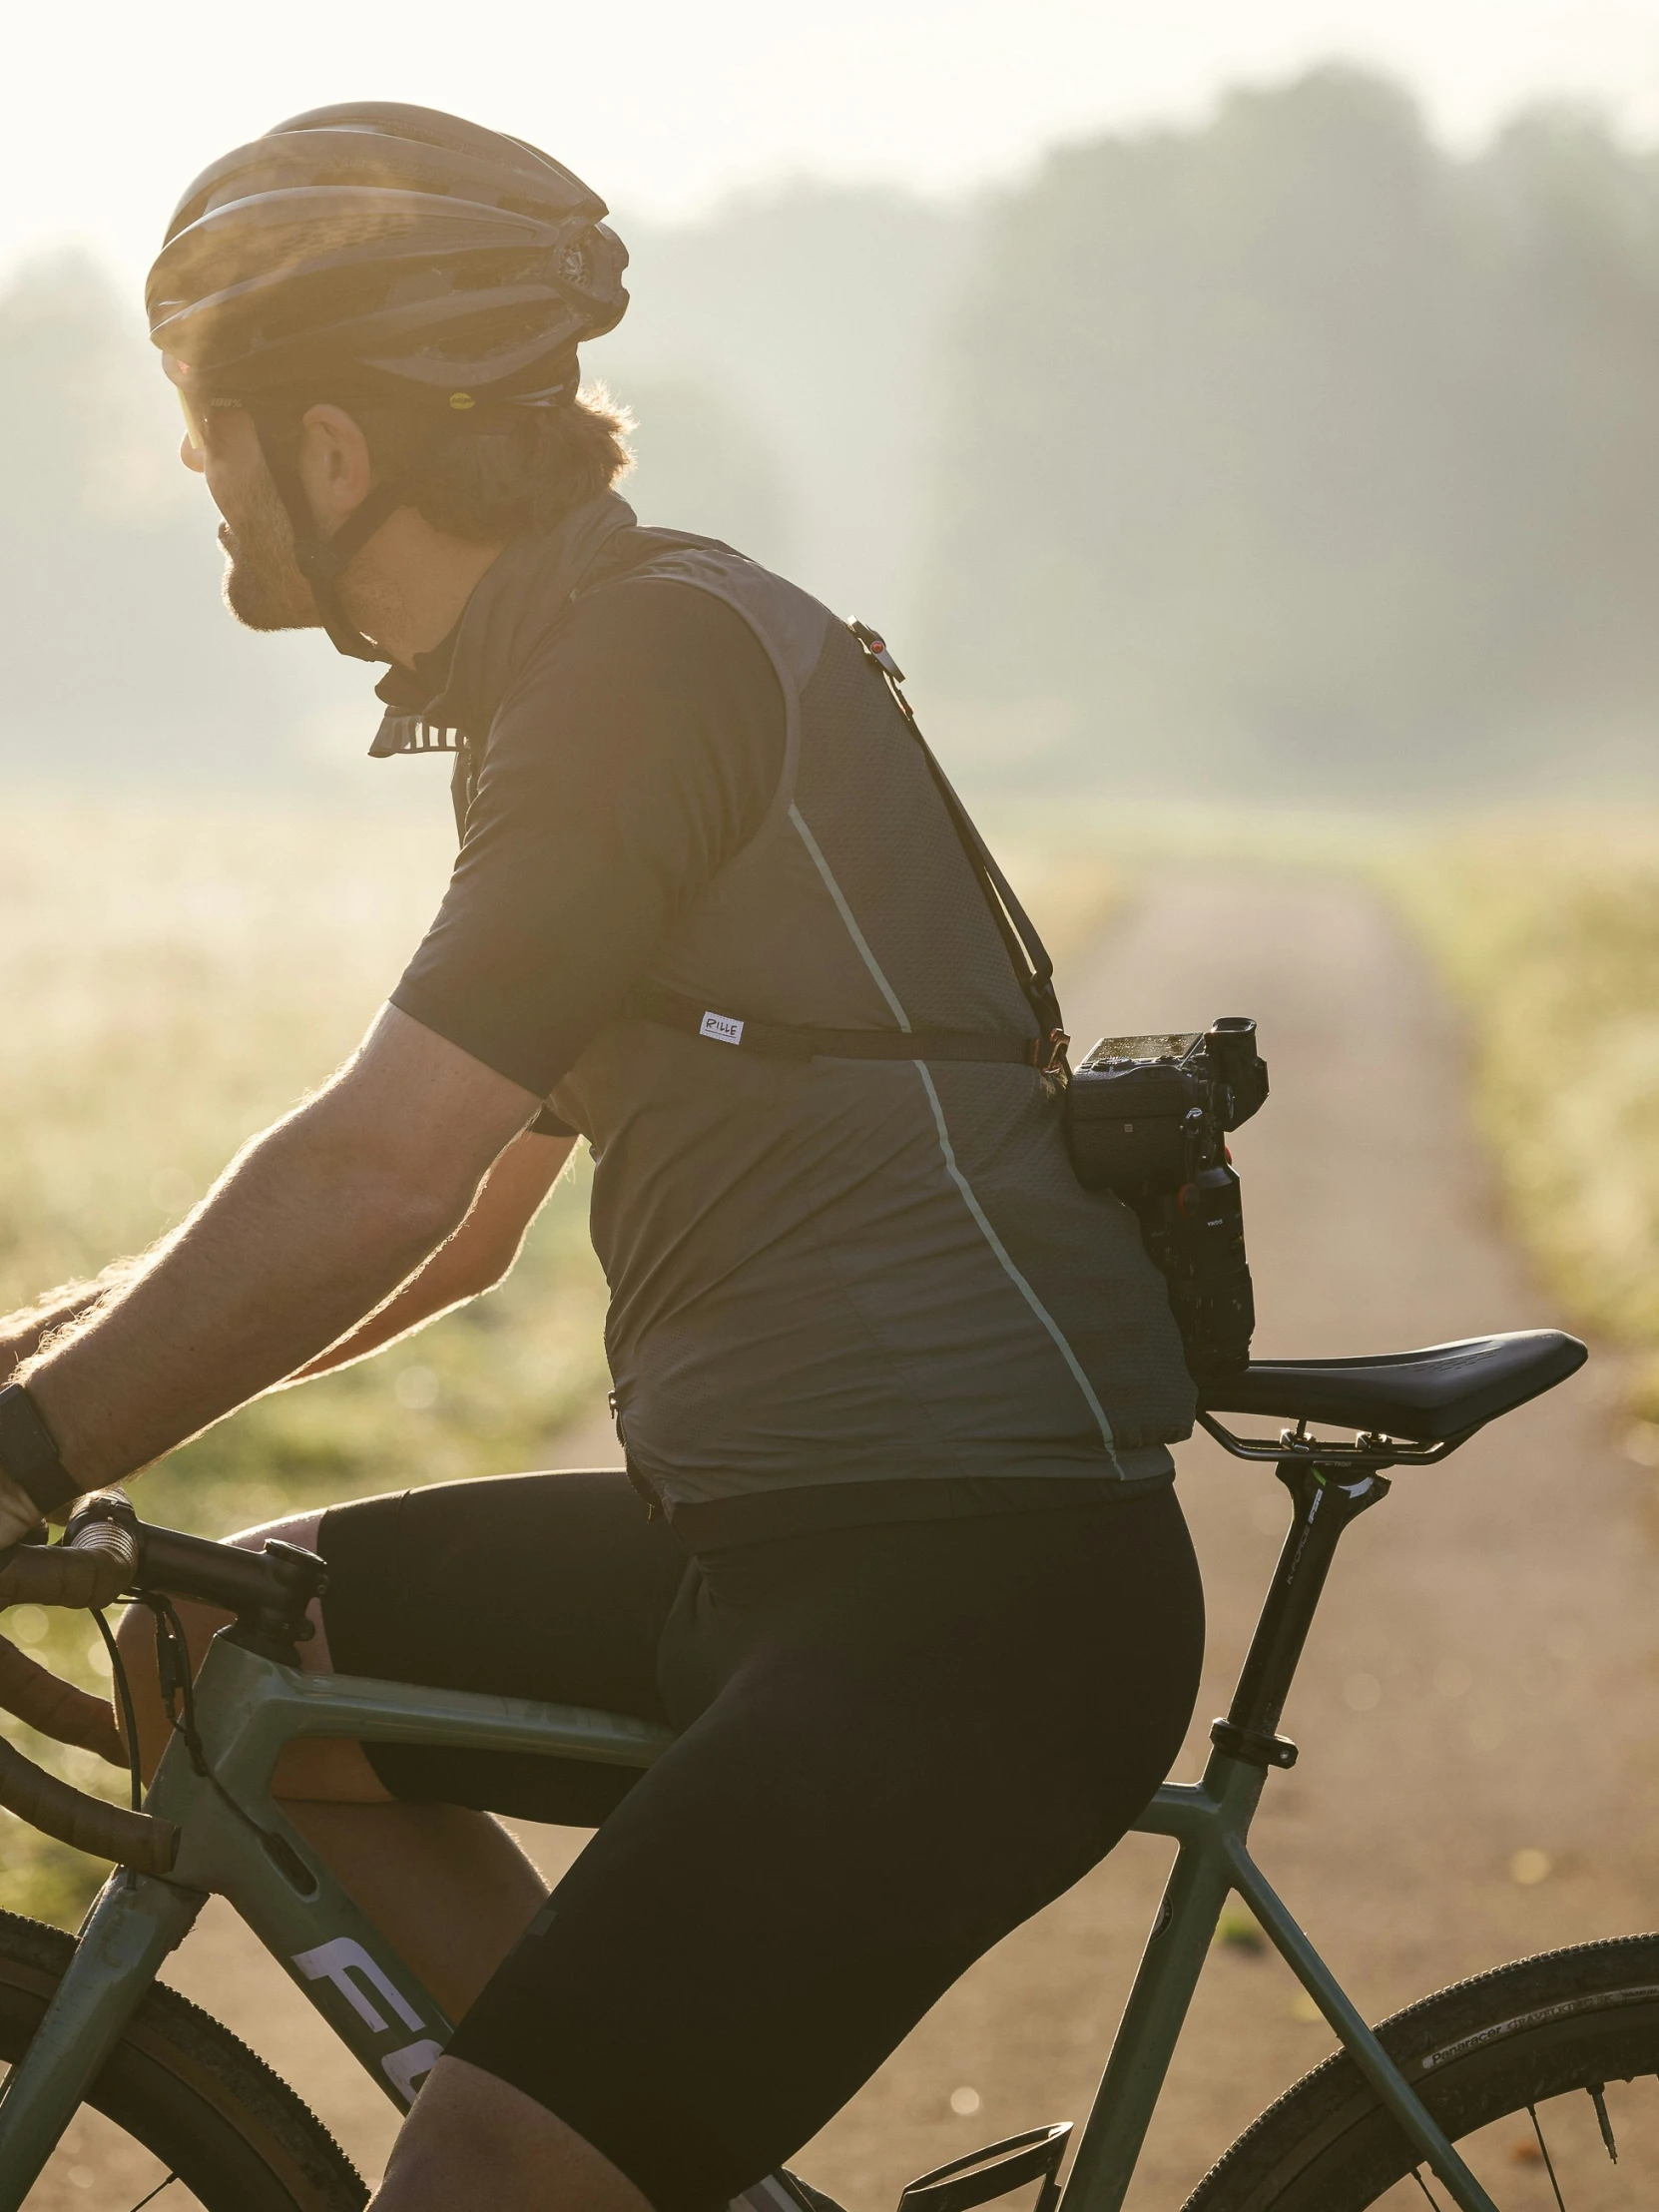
[15,1007,540,1495]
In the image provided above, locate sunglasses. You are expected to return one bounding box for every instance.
[164,355,243,462]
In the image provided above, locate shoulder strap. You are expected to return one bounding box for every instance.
[846,621,1071,1080]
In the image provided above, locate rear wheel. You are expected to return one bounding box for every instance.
[1185,1933,1659,2210]
[0,1908,365,2210]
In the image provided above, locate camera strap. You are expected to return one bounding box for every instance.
[846,621,1071,1079]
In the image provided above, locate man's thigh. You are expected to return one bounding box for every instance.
[444,1491,1203,2212]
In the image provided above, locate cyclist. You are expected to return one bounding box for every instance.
[0,105,1205,2212]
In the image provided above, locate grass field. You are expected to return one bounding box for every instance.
[0,801,617,1528]
[1386,813,1659,1418]
[1,790,1650,1933]
[0,796,1120,1919]
[0,796,614,1916]
[12,789,1648,1925]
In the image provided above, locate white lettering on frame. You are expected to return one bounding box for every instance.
[292,1937,423,2036]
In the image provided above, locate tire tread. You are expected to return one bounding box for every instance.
[0,1906,367,2208]
[1183,1932,1659,2211]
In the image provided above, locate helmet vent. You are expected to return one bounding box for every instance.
[148,107,629,401]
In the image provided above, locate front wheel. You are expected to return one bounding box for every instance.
[0,1908,366,2210]
[0,1906,848,2212]
[1186,1933,1659,2209]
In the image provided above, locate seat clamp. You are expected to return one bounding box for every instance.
[1210,1718,1299,1770]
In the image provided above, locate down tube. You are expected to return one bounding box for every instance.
[1058,1809,1234,2212]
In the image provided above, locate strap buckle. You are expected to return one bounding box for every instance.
[847,618,906,682]
[1039,1028,1071,1079]
[1210,1717,1299,1770]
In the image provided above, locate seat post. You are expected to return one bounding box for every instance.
[1213,1459,1389,1769]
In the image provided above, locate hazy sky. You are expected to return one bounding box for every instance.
[11,0,1659,288]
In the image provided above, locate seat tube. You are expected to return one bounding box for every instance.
[1059,1820,1237,2212]
[1222,1459,1387,1753]
[0,1869,205,2211]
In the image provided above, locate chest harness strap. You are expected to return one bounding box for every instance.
[622,982,1045,1066]
[627,619,1071,1079]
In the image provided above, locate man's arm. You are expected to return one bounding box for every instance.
[0,1006,539,1540]
[287,1123,575,1380]
[0,1119,570,1400]
[0,1264,143,1380]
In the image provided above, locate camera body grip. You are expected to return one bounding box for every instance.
[1066,1019,1268,1382]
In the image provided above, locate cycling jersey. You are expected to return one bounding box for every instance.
[380,492,1196,1532]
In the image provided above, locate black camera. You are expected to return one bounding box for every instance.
[1066,1018,1269,1381]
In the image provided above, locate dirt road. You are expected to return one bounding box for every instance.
[122,871,1659,2203]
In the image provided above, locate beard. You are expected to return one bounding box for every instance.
[218,471,320,633]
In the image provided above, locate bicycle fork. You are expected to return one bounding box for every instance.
[0,1639,457,2207]
[0,1866,204,2211]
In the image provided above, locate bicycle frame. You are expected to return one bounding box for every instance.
[0,1462,1504,2212]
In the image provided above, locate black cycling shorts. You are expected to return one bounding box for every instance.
[318,1472,1204,2212]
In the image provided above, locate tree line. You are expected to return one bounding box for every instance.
[918,67,1659,798]
[5,67,1659,800]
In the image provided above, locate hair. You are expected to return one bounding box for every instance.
[351,384,635,542]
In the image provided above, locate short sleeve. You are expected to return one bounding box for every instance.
[391,579,785,1098]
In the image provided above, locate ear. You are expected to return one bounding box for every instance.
[296,403,374,533]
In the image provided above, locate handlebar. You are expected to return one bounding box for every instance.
[0,1733,175,1877]
[0,1515,136,1611]
[0,1635,123,1764]
[0,1500,324,1880]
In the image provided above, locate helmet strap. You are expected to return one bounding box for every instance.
[247,407,405,663]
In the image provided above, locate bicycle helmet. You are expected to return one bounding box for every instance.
[147,103,630,660]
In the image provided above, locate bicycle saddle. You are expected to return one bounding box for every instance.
[1199,1330,1586,1444]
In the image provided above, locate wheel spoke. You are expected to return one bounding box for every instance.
[1586,2083,1617,2164]
[1526,2106,1567,2212]
[127,2175,180,2211]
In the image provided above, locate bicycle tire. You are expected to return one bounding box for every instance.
[1184,1931,1659,2209]
[0,1907,366,2210]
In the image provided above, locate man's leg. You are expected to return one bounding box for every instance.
[368,2058,651,2212]
[114,1507,547,2018]
[116,1514,658,2212]
[117,1471,694,2212]
[428,1489,1205,2212]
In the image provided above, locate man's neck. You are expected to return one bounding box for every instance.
[339,508,506,669]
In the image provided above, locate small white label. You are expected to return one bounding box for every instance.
[699,1010,745,1046]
